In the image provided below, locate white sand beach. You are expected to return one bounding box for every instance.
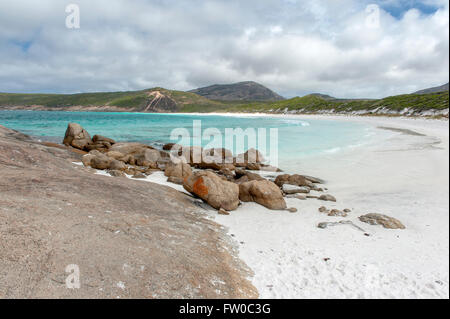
[150,114,449,299]
[93,114,449,299]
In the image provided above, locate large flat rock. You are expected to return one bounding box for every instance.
[0,125,257,298]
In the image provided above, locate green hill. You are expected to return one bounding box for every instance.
[0,87,448,117]
[223,91,449,116]
[0,88,225,112]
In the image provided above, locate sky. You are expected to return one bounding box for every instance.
[0,0,448,98]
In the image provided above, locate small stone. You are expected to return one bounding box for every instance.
[318,194,336,202]
[107,170,126,178]
[343,208,351,213]
[282,184,310,194]
[287,207,298,213]
[318,206,328,213]
[167,176,184,185]
[317,222,329,229]
[132,172,147,179]
[218,208,230,215]
[328,209,348,217]
[359,213,405,229]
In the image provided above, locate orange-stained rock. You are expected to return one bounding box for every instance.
[184,171,240,211]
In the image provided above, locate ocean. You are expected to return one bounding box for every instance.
[0,110,376,171]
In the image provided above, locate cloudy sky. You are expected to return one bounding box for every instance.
[0,0,448,98]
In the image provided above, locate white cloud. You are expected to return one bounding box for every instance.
[0,0,448,98]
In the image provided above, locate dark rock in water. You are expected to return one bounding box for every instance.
[63,123,93,151]
[239,180,287,210]
[359,213,405,229]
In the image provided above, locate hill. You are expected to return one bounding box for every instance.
[189,81,284,102]
[223,92,449,117]
[0,88,225,113]
[0,86,448,117]
[414,83,449,94]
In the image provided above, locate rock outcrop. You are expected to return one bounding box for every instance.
[63,123,93,150]
[0,124,257,298]
[239,180,287,210]
[359,213,405,229]
[318,194,337,202]
[274,174,313,188]
[183,171,240,211]
[164,161,192,180]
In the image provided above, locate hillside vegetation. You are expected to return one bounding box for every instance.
[189,81,284,102]
[222,91,449,116]
[0,88,224,112]
[0,87,448,116]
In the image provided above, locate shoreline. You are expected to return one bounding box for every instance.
[1,107,449,120]
[1,112,449,298]
[127,114,449,298]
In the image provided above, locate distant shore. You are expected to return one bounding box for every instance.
[1,105,449,119]
[144,114,449,298]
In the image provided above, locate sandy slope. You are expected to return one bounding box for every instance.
[155,115,450,299]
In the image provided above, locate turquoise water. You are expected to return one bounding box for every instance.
[0,110,374,169]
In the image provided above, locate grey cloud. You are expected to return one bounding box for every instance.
[0,0,448,98]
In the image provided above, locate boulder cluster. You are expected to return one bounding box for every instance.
[64,123,328,214]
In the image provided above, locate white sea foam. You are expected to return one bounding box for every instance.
[280,119,310,126]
